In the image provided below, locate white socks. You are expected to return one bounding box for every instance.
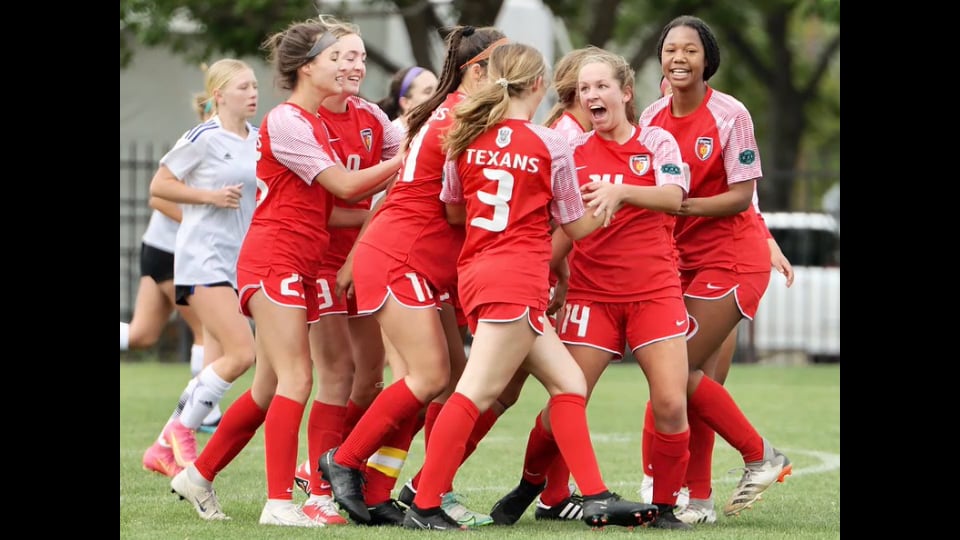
[120,322,130,350]
[179,365,232,429]
[190,344,205,376]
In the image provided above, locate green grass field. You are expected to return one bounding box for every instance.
[120,360,840,539]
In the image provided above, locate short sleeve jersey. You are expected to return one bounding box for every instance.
[440,119,585,314]
[358,92,466,293]
[317,96,402,272]
[237,103,338,279]
[141,209,179,253]
[551,111,588,142]
[567,126,687,302]
[159,116,259,287]
[640,86,768,272]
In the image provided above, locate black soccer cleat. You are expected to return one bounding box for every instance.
[581,492,658,529]
[366,499,406,526]
[403,504,467,531]
[319,447,370,524]
[489,479,545,525]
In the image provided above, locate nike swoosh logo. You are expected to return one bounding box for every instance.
[195,497,207,513]
[675,320,686,326]
[705,283,724,290]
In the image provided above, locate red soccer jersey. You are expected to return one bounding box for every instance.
[567,126,688,302]
[640,86,768,273]
[440,119,585,315]
[358,92,467,293]
[238,102,338,278]
[318,96,402,272]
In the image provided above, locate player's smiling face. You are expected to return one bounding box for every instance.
[660,25,704,91]
[337,33,367,96]
[578,61,628,133]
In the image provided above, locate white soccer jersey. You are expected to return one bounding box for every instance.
[140,209,179,253]
[160,116,259,287]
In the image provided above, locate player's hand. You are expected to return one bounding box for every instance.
[210,184,244,209]
[769,238,794,287]
[581,181,623,227]
[336,255,355,299]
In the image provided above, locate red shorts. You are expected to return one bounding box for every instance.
[680,267,770,320]
[558,297,689,360]
[314,273,349,318]
[352,243,440,315]
[238,266,321,323]
[467,303,546,336]
[438,288,467,327]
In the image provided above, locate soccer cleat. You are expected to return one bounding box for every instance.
[723,439,792,517]
[676,496,717,524]
[302,495,348,526]
[581,492,658,529]
[162,419,198,468]
[258,500,322,527]
[402,504,467,531]
[649,506,693,530]
[319,448,370,524]
[398,479,416,507]
[367,499,406,526]
[639,473,690,507]
[294,459,312,495]
[534,493,584,521]
[441,492,494,528]
[142,441,183,477]
[489,479,545,525]
[170,468,229,521]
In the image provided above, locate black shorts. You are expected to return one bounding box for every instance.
[140,243,174,283]
[175,282,235,307]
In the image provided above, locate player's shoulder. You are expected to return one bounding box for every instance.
[706,88,750,117]
[639,96,671,125]
[182,118,219,143]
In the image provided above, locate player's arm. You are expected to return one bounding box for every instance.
[148,196,183,223]
[329,207,370,228]
[676,178,754,217]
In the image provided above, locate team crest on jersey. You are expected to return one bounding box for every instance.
[629,154,651,176]
[695,137,713,161]
[360,128,373,153]
[496,127,513,148]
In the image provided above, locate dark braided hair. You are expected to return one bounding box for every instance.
[404,25,506,148]
[656,15,721,81]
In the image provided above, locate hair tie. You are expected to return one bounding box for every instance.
[495,78,508,89]
[398,66,425,99]
[462,26,476,37]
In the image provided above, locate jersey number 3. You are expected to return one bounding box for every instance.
[471,168,514,232]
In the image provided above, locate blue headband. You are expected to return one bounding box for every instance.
[399,67,425,99]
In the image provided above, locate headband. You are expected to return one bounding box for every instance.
[399,67,425,98]
[305,31,339,61]
[459,38,509,70]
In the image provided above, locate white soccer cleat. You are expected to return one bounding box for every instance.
[170,468,229,521]
[258,500,323,527]
[723,439,792,516]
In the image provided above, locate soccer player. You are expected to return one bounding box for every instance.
[402,42,657,531]
[293,30,406,526]
[168,17,402,527]
[319,25,505,527]
[144,58,260,478]
[638,15,793,522]
[378,65,439,133]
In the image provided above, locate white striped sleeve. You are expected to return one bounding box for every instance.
[440,158,463,204]
[268,105,338,185]
[530,124,585,225]
[639,126,687,194]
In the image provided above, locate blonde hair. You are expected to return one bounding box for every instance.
[579,50,638,124]
[202,58,253,116]
[443,43,547,159]
[542,45,603,127]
